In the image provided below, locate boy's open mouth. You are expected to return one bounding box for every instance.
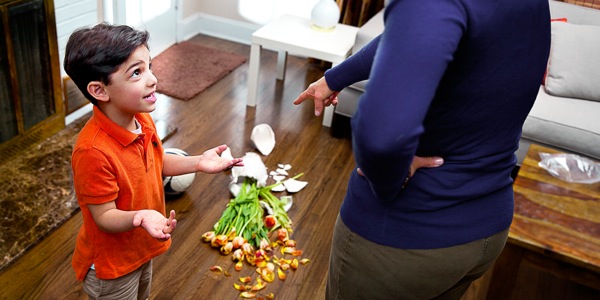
[143,92,157,102]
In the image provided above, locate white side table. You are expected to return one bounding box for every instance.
[247,14,358,127]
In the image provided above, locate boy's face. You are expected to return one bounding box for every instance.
[101,45,157,121]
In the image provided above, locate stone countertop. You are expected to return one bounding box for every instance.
[0,115,88,271]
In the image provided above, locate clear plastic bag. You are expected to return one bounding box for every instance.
[538,152,600,184]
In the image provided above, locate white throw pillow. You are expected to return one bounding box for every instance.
[544,22,600,102]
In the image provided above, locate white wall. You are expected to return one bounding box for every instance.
[55,0,321,70]
[54,0,99,124]
[179,0,320,44]
[54,0,99,78]
[193,0,318,23]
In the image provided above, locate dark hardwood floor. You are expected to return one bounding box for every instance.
[1,34,598,300]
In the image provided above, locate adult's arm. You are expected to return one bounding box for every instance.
[292,35,381,116]
[324,35,382,91]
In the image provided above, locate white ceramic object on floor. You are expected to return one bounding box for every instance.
[270,182,286,192]
[276,168,289,176]
[229,181,241,197]
[251,124,276,156]
[278,163,292,170]
[311,0,340,31]
[272,175,286,182]
[221,147,234,160]
[231,152,269,187]
[283,178,308,193]
[260,201,274,215]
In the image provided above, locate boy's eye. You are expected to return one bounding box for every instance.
[132,69,141,78]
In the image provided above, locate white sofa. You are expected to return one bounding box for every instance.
[516,1,600,163]
[331,1,600,164]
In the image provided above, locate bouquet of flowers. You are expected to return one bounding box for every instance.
[202,152,309,298]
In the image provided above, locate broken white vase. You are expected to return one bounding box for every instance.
[270,182,286,192]
[221,147,234,160]
[283,178,308,193]
[231,152,269,187]
[251,124,276,156]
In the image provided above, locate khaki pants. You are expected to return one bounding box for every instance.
[83,260,152,300]
[326,215,509,300]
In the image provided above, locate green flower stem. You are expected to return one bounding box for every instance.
[213,174,303,247]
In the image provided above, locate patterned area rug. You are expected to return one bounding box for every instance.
[152,41,246,100]
[0,114,90,271]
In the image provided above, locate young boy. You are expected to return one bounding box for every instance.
[64,23,243,299]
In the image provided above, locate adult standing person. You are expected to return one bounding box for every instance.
[293,0,551,298]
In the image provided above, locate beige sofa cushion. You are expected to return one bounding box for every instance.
[544,22,600,102]
[522,86,600,159]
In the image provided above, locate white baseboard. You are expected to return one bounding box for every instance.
[65,103,93,125]
[178,13,260,45]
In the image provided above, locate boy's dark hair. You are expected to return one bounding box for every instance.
[64,23,150,106]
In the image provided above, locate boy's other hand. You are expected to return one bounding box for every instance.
[197,144,244,174]
[133,209,177,242]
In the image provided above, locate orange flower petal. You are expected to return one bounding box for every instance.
[232,249,245,261]
[235,261,243,271]
[300,258,310,265]
[256,260,267,268]
[277,268,286,281]
[277,228,289,242]
[221,242,233,255]
[240,291,256,298]
[261,269,275,283]
[239,276,252,283]
[202,231,215,242]
[233,283,246,291]
[215,235,228,246]
[251,280,266,291]
[210,265,223,273]
[232,236,246,249]
[246,254,256,265]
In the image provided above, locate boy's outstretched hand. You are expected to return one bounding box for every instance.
[133,209,177,242]
[196,144,244,174]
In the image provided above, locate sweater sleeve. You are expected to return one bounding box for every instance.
[351,0,466,202]
[324,35,381,91]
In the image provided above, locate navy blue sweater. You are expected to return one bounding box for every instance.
[325,0,551,248]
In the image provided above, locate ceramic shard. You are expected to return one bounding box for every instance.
[251,124,276,156]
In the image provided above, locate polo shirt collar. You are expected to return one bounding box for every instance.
[91,106,143,147]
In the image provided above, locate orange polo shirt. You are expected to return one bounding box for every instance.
[71,106,170,280]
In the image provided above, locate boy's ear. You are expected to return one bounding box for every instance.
[87,81,109,102]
